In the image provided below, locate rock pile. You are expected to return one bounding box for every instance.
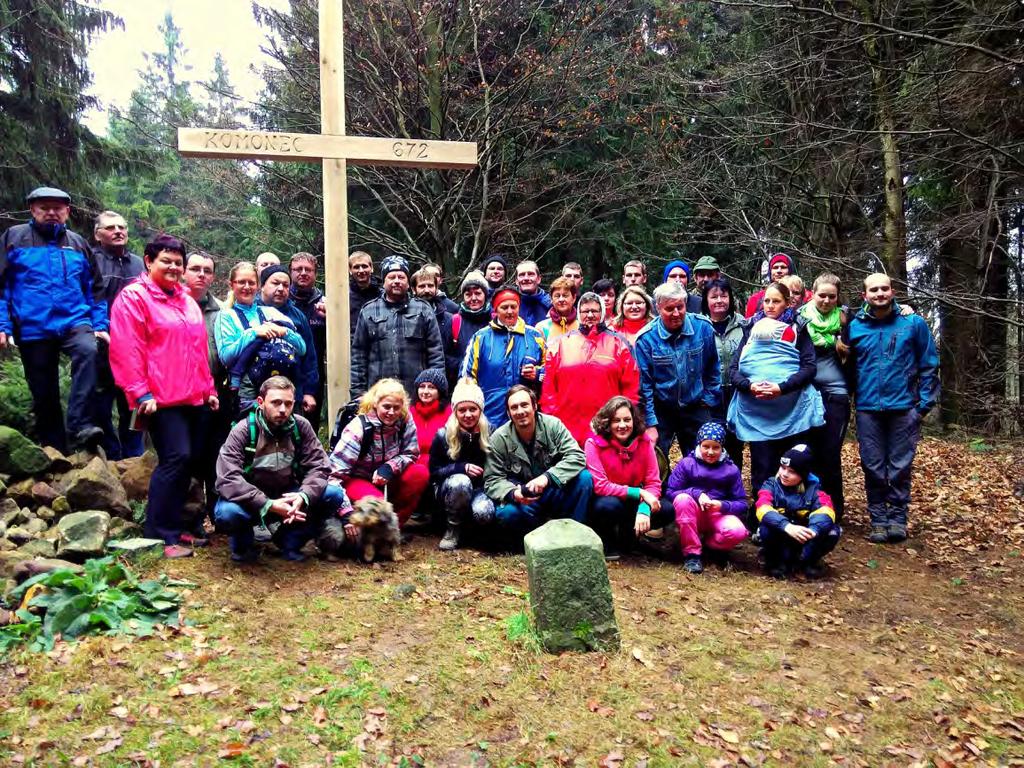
[0,426,170,589]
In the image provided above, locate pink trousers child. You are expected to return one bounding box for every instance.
[673,493,748,556]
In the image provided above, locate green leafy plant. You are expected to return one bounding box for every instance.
[504,610,540,652]
[0,557,187,653]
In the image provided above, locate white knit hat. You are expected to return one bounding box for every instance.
[450,377,485,409]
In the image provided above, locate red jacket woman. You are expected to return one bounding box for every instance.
[541,292,640,445]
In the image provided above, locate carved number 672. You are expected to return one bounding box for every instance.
[392,141,429,159]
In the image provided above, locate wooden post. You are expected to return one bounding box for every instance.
[320,0,350,417]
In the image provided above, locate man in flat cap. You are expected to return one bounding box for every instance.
[0,187,107,452]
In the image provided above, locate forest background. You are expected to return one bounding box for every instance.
[0,0,1021,434]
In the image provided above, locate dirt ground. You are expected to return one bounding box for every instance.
[2,438,1024,767]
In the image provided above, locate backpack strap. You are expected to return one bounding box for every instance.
[358,414,374,457]
[290,419,302,474]
[233,304,266,331]
[242,411,258,474]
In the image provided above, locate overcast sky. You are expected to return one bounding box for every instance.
[84,0,289,133]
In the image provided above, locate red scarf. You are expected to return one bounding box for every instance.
[618,315,649,336]
[547,304,578,330]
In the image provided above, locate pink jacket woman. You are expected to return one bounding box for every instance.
[584,432,662,500]
[110,273,215,409]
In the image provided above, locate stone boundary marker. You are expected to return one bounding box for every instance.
[524,519,620,653]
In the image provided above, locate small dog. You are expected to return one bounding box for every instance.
[349,496,402,563]
[317,496,403,563]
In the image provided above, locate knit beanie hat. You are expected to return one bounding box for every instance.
[696,421,726,446]
[662,259,690,283]
[780,443,814,478]
[381,254,410,280]
[769,252,795,273]
[260,264,290,286]
[450,377,485,409]
[414,368,449,401]
[460,270,489,296]
[481,253,508,273]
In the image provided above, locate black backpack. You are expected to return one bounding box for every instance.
[329,401,375,456]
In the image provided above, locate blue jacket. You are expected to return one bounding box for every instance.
[848,303,939,413]
[460,318,546,428]
[633,314,721,427]
[518,288,552,328]
[258,297,319,400]
[755,473,835,532]
[0,221,108,340]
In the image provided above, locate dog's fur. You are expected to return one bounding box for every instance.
[318,496,402,563]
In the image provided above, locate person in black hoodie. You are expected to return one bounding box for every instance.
[348,250,382,338]
[289,252,327,430]
[449,271,492,386]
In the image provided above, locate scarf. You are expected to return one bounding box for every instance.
[799,303,841,349]
[414,399,442,420]
[547,304,578,331]
[617,315,649,337]
[579,322,608,337]
[751,306,796,326]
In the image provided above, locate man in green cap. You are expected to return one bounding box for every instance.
[692,255,721,295]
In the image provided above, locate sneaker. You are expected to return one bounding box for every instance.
[180,532,209,548]
[868,526,889,544]
[253,524,273,543]
[230,548,259,563]
[683,555,704,574]
[163,544,194,559]
[605,550,621,562]
[887,524,907,542]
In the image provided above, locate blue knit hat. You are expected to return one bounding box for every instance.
[696,421,726,446]
[662,259,690,283]
[381,254,410,280]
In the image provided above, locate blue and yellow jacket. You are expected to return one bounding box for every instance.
[0,221,108,341]
[460,318,545,428]
[755,474,836,531]
[847,302,939,413]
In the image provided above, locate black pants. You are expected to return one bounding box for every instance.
[654,402,711,457]
[95,338,144,460]
[147,406,205,544]
[810,392,850,522]
[711,391,743,471]
[18,326,98,453]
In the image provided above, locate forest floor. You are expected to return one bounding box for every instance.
[2,438,1024,767]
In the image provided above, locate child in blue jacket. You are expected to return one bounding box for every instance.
[755,444,841,579]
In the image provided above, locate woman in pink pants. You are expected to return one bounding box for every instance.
[664,422,748,574]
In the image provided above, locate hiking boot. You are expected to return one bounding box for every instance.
[887,524,908,543]
[605,550,621,562]
[404,510,433,531]
[163,544,194,559]
[868,526,889,544]
[683,555,704,574]
[280,550,307,562]
[439,524,461,551]
[801,561,826,579]
[253,524,273,543]
[74,426,105,452]
[644,527,665,540]
[230,547,260,563]
[765,560,789,579]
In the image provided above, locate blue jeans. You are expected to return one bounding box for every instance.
[856,409,920,527]
[759,517,841,568]
[18,326,98,453]
[214,483,348,555]
[495,470,593,540]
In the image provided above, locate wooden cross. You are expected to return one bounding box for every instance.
[178,0,477,418]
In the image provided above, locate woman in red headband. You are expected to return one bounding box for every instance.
[459,286,546,429]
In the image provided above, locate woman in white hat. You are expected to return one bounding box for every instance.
[427,378,495,551]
